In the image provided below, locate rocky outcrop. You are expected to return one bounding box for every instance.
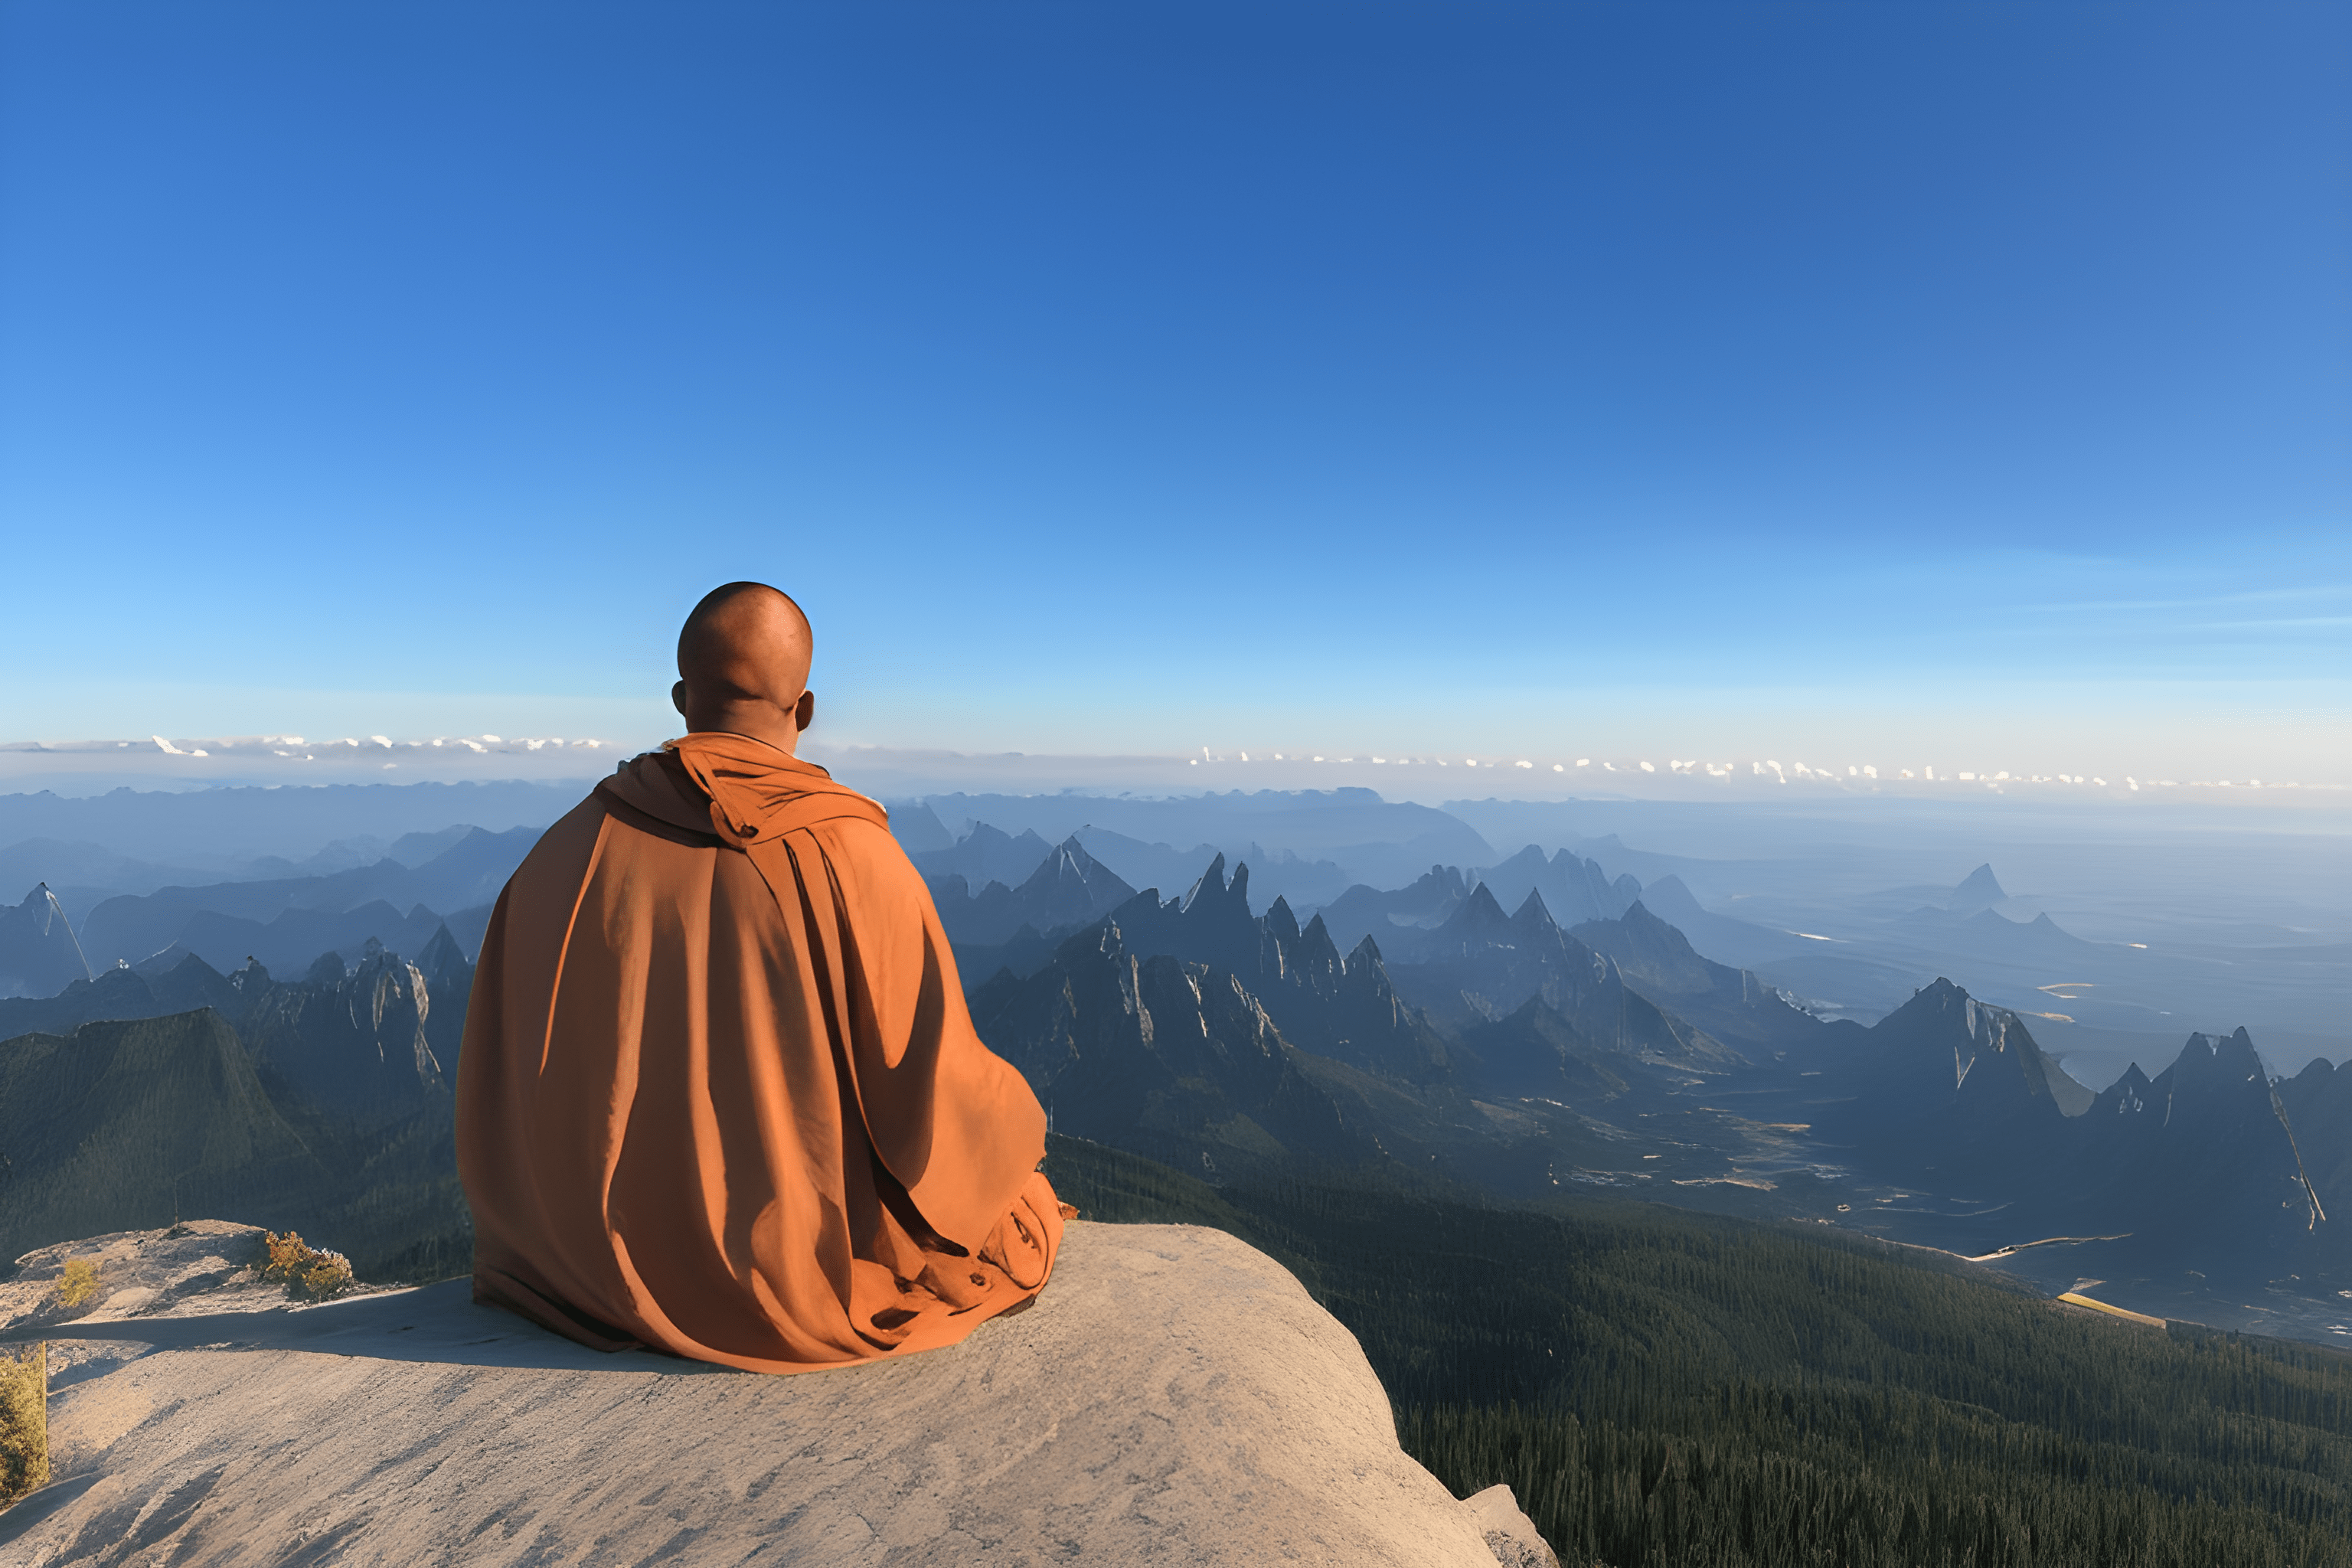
[1,1222,1547,1566]
[1466,1483,1560,1568]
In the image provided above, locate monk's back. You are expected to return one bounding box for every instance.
[457,734,1064,1373]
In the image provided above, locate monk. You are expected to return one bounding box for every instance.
[456,582,1067,1372]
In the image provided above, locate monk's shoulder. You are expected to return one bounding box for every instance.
[513,792,612,882]
[807,815,932,910]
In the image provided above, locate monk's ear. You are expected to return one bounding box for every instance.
[795,689,815,733]
[671,679,691,720]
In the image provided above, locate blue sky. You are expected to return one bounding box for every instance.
[2,1,2345,781]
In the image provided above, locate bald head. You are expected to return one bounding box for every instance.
[672,583,817,754]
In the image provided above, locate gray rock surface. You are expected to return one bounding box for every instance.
[1465,1484,1560,1568]
[1,1220,1516,1566]
[0,1222,296,1395]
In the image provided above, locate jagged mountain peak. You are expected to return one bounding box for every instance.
[1949,863,2007,914]
[1617,900,1679,941]
[912,821,1057,895]
[1181,853,1253,913]
[926,835,1139,952]
[1445,882,1512,936]
[0,877,96,992]
[1508,887,1557,935]
[1020,835,1124,896]
[2166,1027,2270,1090]
[1885,978,2037,1061]
[415,923,468,984]
[1298,911,1342,964]
[1834,977,2096,1135]
[1265,895,1301,946]
[1899,975,1969,1012]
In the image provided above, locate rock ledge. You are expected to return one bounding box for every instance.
[2,1221,1550,1566]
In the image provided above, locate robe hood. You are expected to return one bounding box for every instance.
[600,732,888,845]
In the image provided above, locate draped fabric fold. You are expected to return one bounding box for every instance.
[456,732,1063,1373]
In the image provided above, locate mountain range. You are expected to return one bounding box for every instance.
[44,825,533,976]
[897,815,2348,1322]
[2,801,2344,1344]
[942,848,2351,1329]
[0,929,474,1276]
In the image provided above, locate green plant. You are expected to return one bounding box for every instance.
[257,1231,354,1302]
[51,1259,100,1309]
[0,1343,47,1512]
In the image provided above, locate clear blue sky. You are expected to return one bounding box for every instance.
[2,2,2345,780]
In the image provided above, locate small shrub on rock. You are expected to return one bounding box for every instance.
[256,1232,354,1302]
[0,1343,47,1511]
[52,1259,100,1309]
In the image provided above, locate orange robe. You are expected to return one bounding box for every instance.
[456,732,1064,1372]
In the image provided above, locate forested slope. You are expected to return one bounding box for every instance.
[1043,1135,2352,1568]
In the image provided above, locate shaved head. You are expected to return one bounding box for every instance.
[672,583,817,753]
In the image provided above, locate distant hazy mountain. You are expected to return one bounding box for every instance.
[237,825,488,879]
[0,881,92,998]
[912,822,1055,893]
[1376,885,1746,1071]
[0,950,244,1040]
[73,825,533,973]
[1889,904,2109,967]
[1073,828,1355,912]
[1310,846,1636,961]
[137,899,479,985]
[1621,874,1812,969]
[916,788,1494,893]
[0,838,217,903]
[1310,865,1471,956]
[1571,902,1822,1050]
[928,835,1137,948]
[1470,845,1640,929]
[1946,862,2009,916]
[0,780,575,866]
[884,799,956,853]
